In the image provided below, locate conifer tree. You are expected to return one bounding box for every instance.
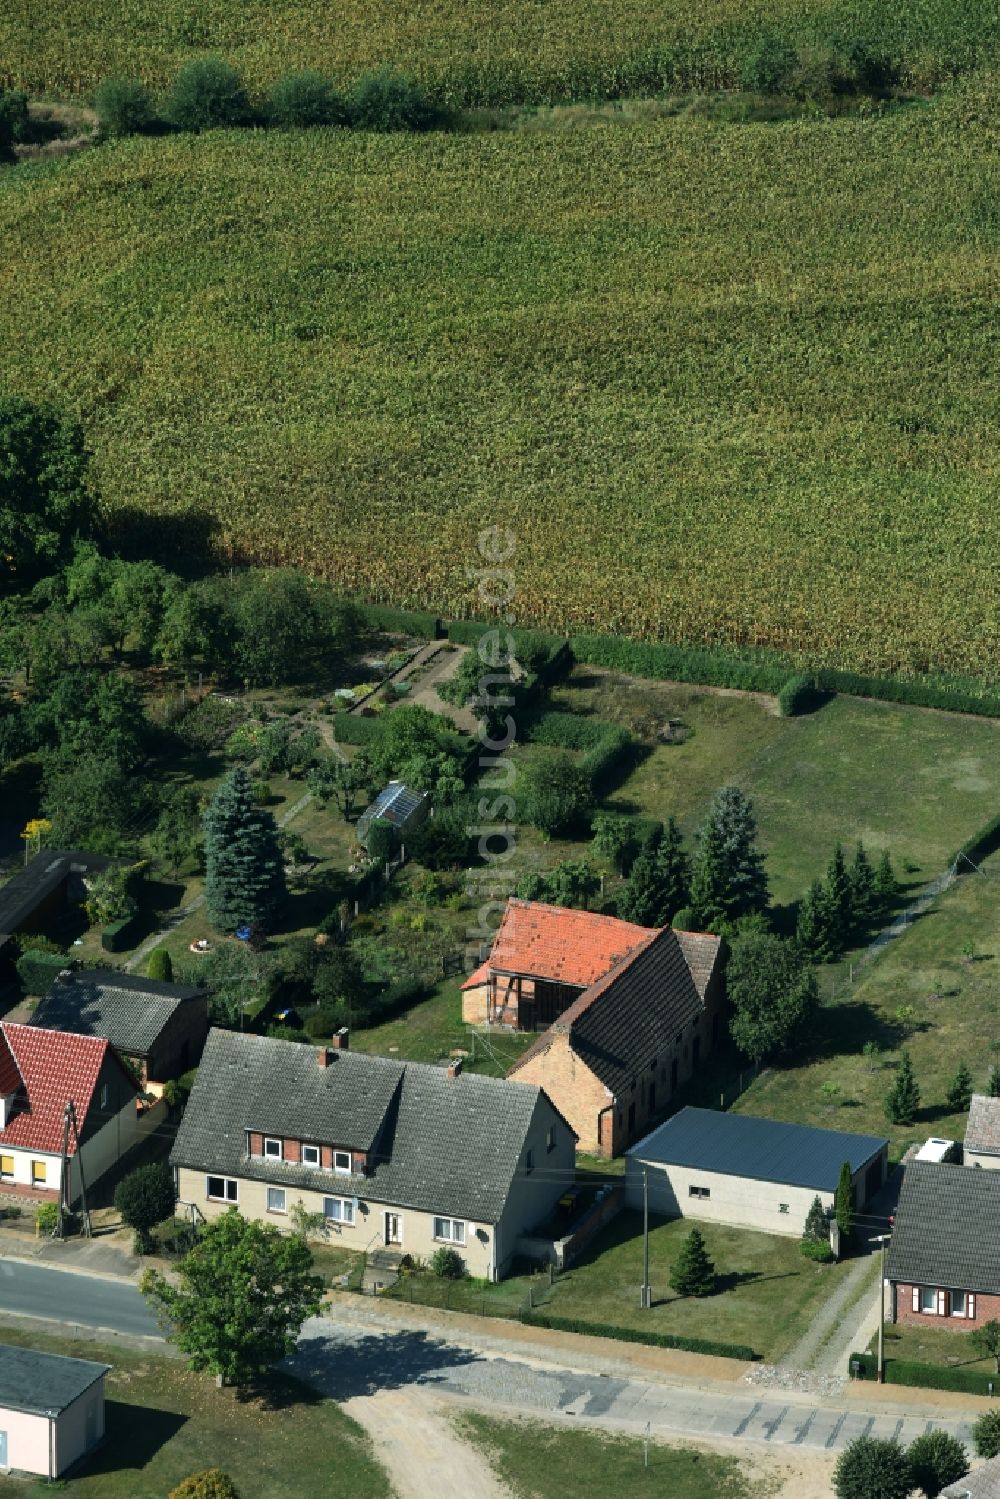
[618,816,690,927]
[203,766,286,934]
[884,1050,920,1126]
[987,1062,1000,1098]
[847,841,877,935]
[688,814,729,931]
[834,1160,854,1247]
[147,947,173,983]
[947,1060,973,1114]
[824,843,853,952]
[796,877,838,962]
[873,849,898,914]
[669,1227,716,1298]
[802,1195,829,1243]
[692,786,769,924]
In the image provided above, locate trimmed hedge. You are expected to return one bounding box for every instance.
[521,1310,756,1361]
[570,634,790,694]
[522,709,633,789]
[814,667,1000,717]
[778,674,830,717]
[953,811,1000,869]
[351,601,441,638]
[332,711,382,744]
[101,915,142,952]
[847,1350,999,1395]
[15,949,69,996]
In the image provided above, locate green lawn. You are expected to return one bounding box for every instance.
[456,1412,756,1498]
[735,854,1000,1158]
[872,1321,999,1374]
[0,1328,388,1498]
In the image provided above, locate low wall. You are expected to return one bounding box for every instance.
[517,1185,624,1271]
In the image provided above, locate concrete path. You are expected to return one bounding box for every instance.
[781,1253,879,1374]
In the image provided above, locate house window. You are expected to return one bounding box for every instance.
[206,1176,238,1203]
[433,1217,466,1244]
[525,1149,534,1175]
[688,1185,710,1200]
[951,1290,968,1318]
[31,1160,46,1186]
[546,1126,556,1153]
[0,1156,13,1181]
[919,1287,937,1314]
[779,1204,789,1215]
[264,1137,283,1160]
[302,1145,320,1168]
[266,1187,287,1214]
[323,1196,356,1225]
[334,1150,351,1175]
[99,1084,109,1109]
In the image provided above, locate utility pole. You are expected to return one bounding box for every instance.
[56,1101,91,1241]
[643,1166,650,1306]
[877,1232,889,1383]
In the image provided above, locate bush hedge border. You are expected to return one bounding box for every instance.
[847,1349,1000,1396]
[521,1310,757,1361]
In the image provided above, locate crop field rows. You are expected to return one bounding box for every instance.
[3,0,998,101]
[1,78,997,675]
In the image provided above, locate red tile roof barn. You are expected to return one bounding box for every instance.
[487,899,654,986]
[0,1031,22,1096]
[0,1024,116,1155]
[461,961,491,991]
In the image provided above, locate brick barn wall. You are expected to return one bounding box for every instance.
[510,1033,611,1155]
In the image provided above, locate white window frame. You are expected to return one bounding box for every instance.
[302,1144,321,1168]
[323,1196,356,1225]
[264,1137,283,1160]
[918,1286,937,1315]
[206,1175,238,1203]
[688,1184,710,1200]
[333,1150,352,1175]
[950,1289,968,1318]
[99,1084,109,1110]
[433,1216,466,1245]
[266,1186,287,1215]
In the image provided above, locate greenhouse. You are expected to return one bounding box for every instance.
[357,782,430,851]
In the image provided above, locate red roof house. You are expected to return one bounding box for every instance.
[0,1024,139,1202]
[461,899,655,1030]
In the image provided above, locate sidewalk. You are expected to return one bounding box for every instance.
[0,1222,142,1279]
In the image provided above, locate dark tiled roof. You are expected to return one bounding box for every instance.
[886,1163,1000,1294]
[171,1030,568,1222]
[0,850,121,951]
[627,1106,887,1191]
[489,898,654,986]
[965,1095,1000,1157]
[0,1345,109,1417]
[674,930,721,1000]
[941,1455,1000,1497]
[31,970,203,1058]
[511,925,722,1096]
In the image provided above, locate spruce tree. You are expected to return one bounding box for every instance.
[802,1195,829,1243]
[834,1161,854,1247]
[618,816,690,927]
[669,1227,716,1298]
[796,878,838,962]
[824,843,853,952]
[947,1060,973,1114]
[147,947,173,983]
[693,786,768,924]
[689,814,729,931]
[847,841,877,936]
[203,766,287,934]
[873,849,898,914]
[988,1062,1000,1098]
[884,1050,920,1126]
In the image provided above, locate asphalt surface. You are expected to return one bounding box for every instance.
[0,1258,161,1339]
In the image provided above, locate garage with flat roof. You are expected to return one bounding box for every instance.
[625,1107,889,1237]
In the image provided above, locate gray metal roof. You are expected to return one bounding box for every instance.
[171,1029,567,1222]
[886,1162,1000,1295]
[966,1095,1000,1158]
[0,1345,109,1416]
[627,1106,888,1191]
[31,970,203,1057]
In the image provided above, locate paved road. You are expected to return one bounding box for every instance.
[290,1315,978,1459]
[0,1259,161,1339]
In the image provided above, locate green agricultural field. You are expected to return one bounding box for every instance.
[2,0,997,101]
[1,88,996,674]
[735,853,1000,1157]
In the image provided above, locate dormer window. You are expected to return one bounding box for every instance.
[264,1137,283,1160]
[302,1145,320,1168]
[334,1150,351,1175]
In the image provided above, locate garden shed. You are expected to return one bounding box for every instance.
[0,1344,109,1478]
[357,782,429,852]
[625,1107,888,1237]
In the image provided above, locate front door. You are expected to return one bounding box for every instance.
[385,1212,403,1246]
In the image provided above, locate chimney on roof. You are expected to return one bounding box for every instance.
[447,1058,463,1080]
[331,1027,349,1052]
[316,1047,330,1069]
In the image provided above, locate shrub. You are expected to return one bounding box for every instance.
[906,1430,968,1497]
[430,1246,465,1279]
[973,1409,1000,1459]
[778,674,829,717]
[268,71,346,128]
[354,602,440,638]
[833,1436,912,1499]
[168,1472,241,1499]
[740,33,797,93]
[348,72,441,132]
[519,1312,754,1361]
[94,76,157,136]
[520,750,593,838]
[114,1162,176,1253]
[101,915,141,952]
[0,88,28,160]
[167,58,252,132]
[800,1238,834,1263]
[15,949,68,997]
[249,779,272,805]
[36,1203,59,1236]
[147,947,174,983]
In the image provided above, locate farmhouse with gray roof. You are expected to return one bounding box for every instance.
[964,1094,1000,1170]
[31,969,208,1089]
[171,1028,577,1280]
[886,1162,1000,1330]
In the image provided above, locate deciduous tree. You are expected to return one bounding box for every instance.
[727,929,818,1063]
[906,1430,968,1498]
[0,397,93,582]
[833,1436,912,1499]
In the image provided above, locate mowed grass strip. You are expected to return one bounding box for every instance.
[455,1412,756,1497]
[3,0,997,100]
[0,1328,388,1498]
[1,90,997,673]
